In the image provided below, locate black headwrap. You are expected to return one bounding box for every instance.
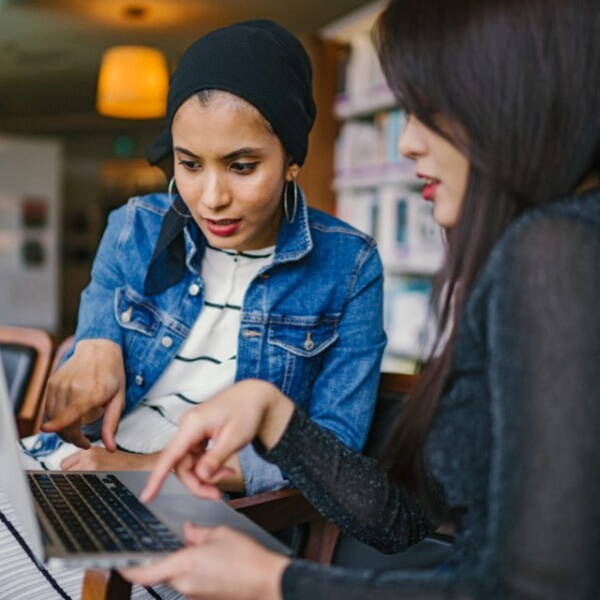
[147,19,316,174]
[144,20,315,295]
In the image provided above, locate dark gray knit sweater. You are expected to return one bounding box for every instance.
[263,188,600,599]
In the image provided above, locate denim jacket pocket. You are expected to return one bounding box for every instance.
[268,319,339,357]
[266,315,339,400]
[114,285,160,337]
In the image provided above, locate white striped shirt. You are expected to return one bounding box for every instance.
[116,244,274,454]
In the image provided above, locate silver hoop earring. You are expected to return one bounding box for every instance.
[167,176,191,218]
[168,176,176,204]
[284,179,298,223]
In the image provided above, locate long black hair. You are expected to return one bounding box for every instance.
[375,0,600,492]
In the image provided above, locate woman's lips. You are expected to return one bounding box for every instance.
[421,182,439,201]
[417,175,441,201]
[205,218,242,236]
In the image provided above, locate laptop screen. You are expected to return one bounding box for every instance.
[0,359,45,561]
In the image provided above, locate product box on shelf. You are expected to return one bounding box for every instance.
[384,275,434,359]
[377,182,444,275]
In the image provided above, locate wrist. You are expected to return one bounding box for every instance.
[142,452,161,470]
[75,338,122,356]
[259,383,294,451]
[256,553,289,600]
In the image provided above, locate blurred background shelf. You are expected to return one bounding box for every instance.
[323,0,443,372]
[334,85,397,119]
[333,162,413,190]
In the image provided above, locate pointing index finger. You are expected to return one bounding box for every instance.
[140,423,208,502]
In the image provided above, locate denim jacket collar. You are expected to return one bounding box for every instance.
[144,188,313,295]
[271,188,313,265]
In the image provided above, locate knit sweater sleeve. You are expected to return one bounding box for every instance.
[262,408,434,553]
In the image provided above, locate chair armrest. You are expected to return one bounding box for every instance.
[0,326,54,437]
[227,488,341,564]
[227,488,322,532]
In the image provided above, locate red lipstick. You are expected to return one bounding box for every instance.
[205,218,241,237]
[417,174,440,201]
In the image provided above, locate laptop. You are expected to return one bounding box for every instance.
[0,360,289,569]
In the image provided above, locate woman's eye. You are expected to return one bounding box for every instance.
[178,159,200,170]
[231,161,259,174]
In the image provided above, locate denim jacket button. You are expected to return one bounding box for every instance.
[161,335,174,348]
[188,283,200,296]
[304,332,315,351]
[121,307,132,323]
[135,374,144,386]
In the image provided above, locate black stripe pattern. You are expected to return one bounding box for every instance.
[19,440,49,470]
[206,243,273,259]
[175,354,237,364]
[204,300,242,311]
[145,404,178,426]
[145,586,164,599]
[175,392,198,405]
[175,355,221,364]
[115,443,146,455]
[0,507,72,600]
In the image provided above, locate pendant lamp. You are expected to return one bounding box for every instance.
[96,45,168,119]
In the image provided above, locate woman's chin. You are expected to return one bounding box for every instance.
[432,199,460,229]
[200,226,245,250]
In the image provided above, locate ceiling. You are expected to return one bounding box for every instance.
[0,0,369,131]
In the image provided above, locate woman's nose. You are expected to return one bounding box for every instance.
[398,114,427,160]
[198,173,232,212]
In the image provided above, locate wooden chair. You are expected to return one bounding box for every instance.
[0,325,54,437]
[82,372,417,599]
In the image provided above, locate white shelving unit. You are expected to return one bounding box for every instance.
[333,162,413,190]
[334,84,396,119]
[322,1,443,373]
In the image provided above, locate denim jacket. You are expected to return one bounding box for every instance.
[36,191,386,494]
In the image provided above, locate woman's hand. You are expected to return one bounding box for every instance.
[141,379,294,503]
[42,339,126,451]
[60,448,159,471]
[121,523,289,600]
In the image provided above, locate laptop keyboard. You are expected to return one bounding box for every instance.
[28,473,182,554]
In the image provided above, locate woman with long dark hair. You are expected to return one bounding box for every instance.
[124,0,600,597]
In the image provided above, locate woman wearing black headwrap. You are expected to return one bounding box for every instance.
[31,20,384,513]
[0,19,385,600]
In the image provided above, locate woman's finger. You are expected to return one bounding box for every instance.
[195,422,247,483]
[42,373,69,430]
[141,421,212,502]
[183,523,216,545]
[58,418,92,449]
[120,549,187,586]
[202,465,236,485]
[176,454,223,501]
[43,394,87,435]
[101,388,124,452]
[60,452,81,471]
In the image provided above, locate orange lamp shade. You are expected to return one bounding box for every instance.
[96,46,168,119]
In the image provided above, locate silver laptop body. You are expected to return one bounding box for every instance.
[0,360,289,568]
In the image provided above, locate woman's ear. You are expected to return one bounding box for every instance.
[285,163,300,181]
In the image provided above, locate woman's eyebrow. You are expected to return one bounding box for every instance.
[174,146,265,160]
[222,147,265,160]
[174,146,199,158]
